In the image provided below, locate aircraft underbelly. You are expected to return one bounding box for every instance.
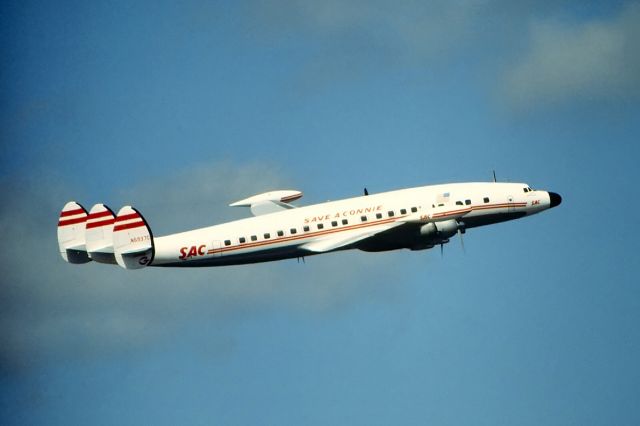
[463,212,526,228]
[154,244,311,267]
[355,227,423,252]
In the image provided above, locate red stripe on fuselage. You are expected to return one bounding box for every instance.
[473,202,527,210]
[432,207,472,218]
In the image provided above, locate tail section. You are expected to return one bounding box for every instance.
[57,201,91,264]
[85,204,117,264]
[113,206,154,270]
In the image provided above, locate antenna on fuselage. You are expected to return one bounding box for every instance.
[492,170,497,183]
[364,188,369,196]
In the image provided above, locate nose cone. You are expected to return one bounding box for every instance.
[548,192,562,208]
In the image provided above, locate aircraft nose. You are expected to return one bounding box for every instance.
[548,192,562,208]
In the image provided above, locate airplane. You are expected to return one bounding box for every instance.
[57,181,561,269]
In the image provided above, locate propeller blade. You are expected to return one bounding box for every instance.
[458,229,466,254]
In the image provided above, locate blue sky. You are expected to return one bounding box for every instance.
[2,1,640,425]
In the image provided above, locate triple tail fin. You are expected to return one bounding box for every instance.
[85,204,117,264]
[113,206,155,270]
[57,201,91,264]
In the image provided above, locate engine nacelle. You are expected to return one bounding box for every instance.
[420,219,459,240]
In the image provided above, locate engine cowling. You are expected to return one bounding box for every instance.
[420,219,459,240]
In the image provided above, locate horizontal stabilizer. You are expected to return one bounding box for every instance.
[85,204,117,264]
[230,190,302,216]
[113,206,154,270]
[57,201,91,264]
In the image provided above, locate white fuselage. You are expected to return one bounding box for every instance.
[151,182,559,267]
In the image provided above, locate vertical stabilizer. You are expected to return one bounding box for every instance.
[57,201,91,264]
[85,204,117,264]
[113,206,154,270]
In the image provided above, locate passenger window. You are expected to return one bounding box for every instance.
[277,230,284,237]
[400,208,407,214]
[290,228,297,234]
[411,207,417,213]
[388,211,395,217]
[455,201,463,206]
[465,199,471,205]
[317,224,324,230]
[224,240,231,246]
[376,213,382,219]
[264,233,271,239]
[239,237,246,244]
[361,215,367,222]
[331,221,338,227]
[484,197,490,203]
[251,235,257,241]
[342,219,348,225]
[303,226,310,232]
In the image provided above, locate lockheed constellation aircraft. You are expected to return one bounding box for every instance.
[58,181,561,269]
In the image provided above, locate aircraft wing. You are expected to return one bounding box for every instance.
[230,190,302,216]
[300,221,404,253]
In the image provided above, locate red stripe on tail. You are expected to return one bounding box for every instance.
[58,217,87,227]
[60,208,86,217]
[87,211,113,220]
[115,213,141,222]
[86,219,116,229]
[113,221,145,232]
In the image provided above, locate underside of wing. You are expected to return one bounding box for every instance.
[300,221,405,253]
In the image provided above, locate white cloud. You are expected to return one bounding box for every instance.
[249,0,490,85]
[0,163,406,373]
[286,0,478,56]
[503,3,640,106]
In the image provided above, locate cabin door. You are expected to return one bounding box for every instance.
[210,240,223,257]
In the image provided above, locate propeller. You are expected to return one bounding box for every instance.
[458,221,466,254]
[438,221,466,258]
